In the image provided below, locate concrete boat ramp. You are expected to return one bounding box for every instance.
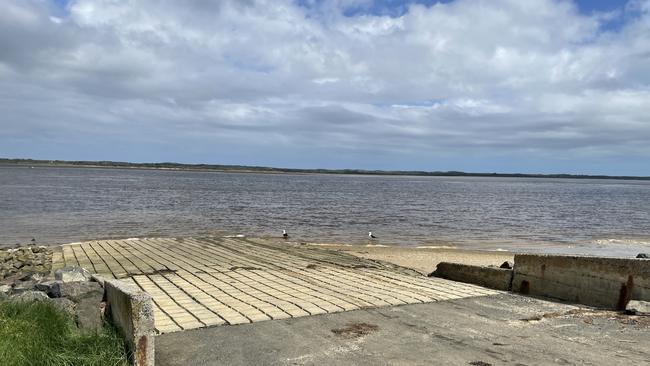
[57,237,498,334]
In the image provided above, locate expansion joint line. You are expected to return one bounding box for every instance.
[218,238,396,306]
[156,238,295,319]
[112,239,229,326]
[101,240,200,329]
[183,237,333,315]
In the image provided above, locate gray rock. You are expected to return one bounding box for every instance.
[55,266,91,282]
[499,261,514,269]
[35,280,63,297]
[11,290,49,302]
[56,281,105,330]
[0,284,11,299]
[75,296,103,330]
[18,272,44,282]
[57,281,103,302]
[0,283,10,294]
[43,281,104,330]
[31,246,48,254]
[636,253,649,259]
[50,297,76,317]
[626,300,650,316]
[11,280,38,295]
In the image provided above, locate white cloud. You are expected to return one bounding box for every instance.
[1,0,649,172]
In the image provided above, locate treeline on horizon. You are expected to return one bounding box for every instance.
[1,158,648,180]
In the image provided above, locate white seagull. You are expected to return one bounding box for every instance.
[368,231,376,239]
[282,229,289,239]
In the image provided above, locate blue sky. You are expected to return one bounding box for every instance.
[1,0,649,175]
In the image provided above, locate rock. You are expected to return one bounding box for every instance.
[0,284,11,298]
[636,253,649,259]
[49,297,76,317]
[18,272,44,282]
[18,247,33,256]
[75,296,104,330]
[499,261,514,269]
[626,300,650,316]
[56,281,103,302]
[55,266,91,282]
[11,280,38,295]
[32,246,48,254]
[57,282,105,330]
[35,280,63,297]
[43,281,104,330]
[12,261,25,269]
[11,290,49,302]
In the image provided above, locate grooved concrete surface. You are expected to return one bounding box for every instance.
[58,237,499,334]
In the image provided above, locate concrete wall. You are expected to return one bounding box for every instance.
[105,279,155,366]
[432,262,513,291]
[512,254,650,309]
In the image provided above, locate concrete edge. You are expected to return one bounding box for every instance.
[432,262,513,291]
[512,253,650,309]
[105,279,155,366]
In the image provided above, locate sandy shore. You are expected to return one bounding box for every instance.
[307,244,514,274]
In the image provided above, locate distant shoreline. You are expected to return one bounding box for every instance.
[1,158,649,181]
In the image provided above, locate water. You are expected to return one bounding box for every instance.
[1,166,649,256]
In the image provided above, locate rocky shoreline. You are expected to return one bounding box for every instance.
[1,248,105,331]
[1,245,53,280]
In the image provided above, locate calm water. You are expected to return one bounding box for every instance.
[1,166,650,255]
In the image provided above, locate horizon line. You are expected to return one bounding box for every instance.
[1,157,649,180]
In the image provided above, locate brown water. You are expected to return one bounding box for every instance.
[1,166,649,256]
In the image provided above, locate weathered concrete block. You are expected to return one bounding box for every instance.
[512,254,650,309]
[105,279,155,366]
[91,273,109,287]
[432,262,513,291]
[0,284,11,299]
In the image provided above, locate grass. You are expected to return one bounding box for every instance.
[0,300,129,366]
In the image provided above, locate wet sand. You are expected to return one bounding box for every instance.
[306,244,515,275]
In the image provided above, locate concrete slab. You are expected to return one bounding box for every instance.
[156,293,650,366]
[57,237,500,334]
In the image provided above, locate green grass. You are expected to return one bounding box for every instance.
[0,300,129,366]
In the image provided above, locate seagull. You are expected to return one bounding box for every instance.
[368,231,376,239]
[282,229,289,239]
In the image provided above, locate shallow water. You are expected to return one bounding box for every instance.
[1,166,649,256]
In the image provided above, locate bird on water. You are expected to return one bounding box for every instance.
[282,229,289,239]
[368,231,376,239]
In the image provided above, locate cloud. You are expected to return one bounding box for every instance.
[1,0,649,173]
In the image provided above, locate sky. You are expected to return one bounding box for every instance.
[1,0,649,175]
